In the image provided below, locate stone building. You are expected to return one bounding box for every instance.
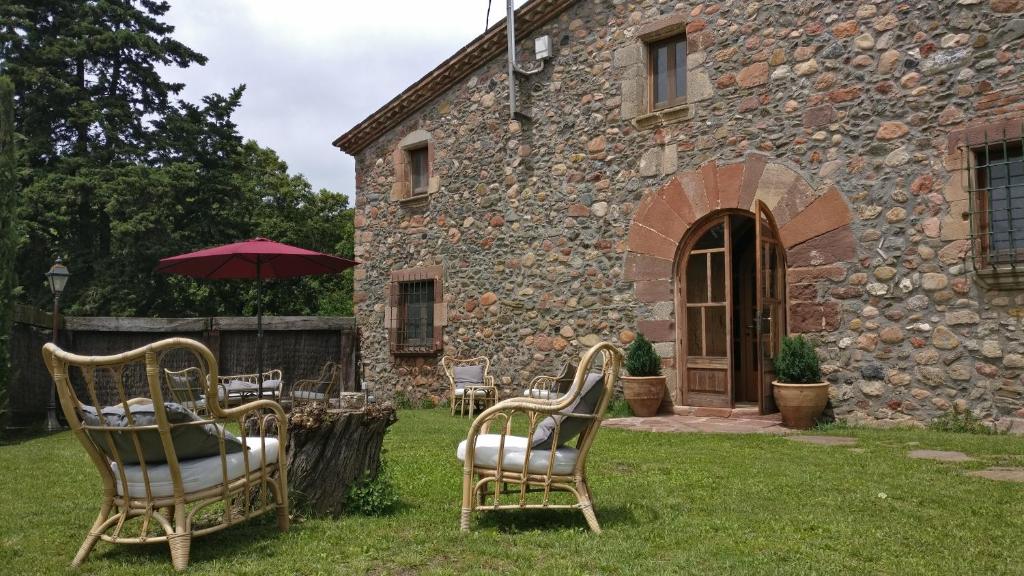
[333,0,1024,430]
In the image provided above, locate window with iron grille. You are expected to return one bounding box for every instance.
[964,122,1024,281]
[387,265,444,355]
[398,279,434,350]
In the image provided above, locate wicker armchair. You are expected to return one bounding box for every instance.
[456,342,622,532]
[521,361,577,400]
[215,368,283,405]
[290,361,340,405]
[440,355,498,417]
[163,366,208,415]
[42,338,289,571]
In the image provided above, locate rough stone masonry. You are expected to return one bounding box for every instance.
[337,0,1024,432]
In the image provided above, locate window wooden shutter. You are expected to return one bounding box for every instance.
[386,276,400,353]
[432,272,445,352]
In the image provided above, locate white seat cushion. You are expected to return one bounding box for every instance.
[293,390,328,401]
[456,434,578,475]
[522,389,563,400]
[454,388,489,397]
[111,437,280,498]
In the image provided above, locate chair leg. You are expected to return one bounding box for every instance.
[460,470,474,532]
[274,479,290,532]
[168,502,191,571]
[577,480,601,534]
[71,501,112,568]
[168,532,191,572]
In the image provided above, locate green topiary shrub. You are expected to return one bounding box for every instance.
[625,333,662,377]
[773,335,822,384]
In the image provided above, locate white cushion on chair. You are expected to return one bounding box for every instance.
[454,388,488,397]
[456,434,578,476]
[522,389,563,400]
[292,390,328,401]
[111,437,280,498]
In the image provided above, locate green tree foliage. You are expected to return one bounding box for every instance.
[0,75,17,424]
[0,1,353,317]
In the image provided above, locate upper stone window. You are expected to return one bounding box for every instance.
[391,129,436,202]
[649,34,686,111]
[971,140,1024,269]
[408,146,429,196]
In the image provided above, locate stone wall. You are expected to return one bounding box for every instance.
[349,0,1024,430]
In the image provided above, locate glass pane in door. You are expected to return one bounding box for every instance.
[687,307,703,356]
[705,305,727,357]
[686,255,708,303]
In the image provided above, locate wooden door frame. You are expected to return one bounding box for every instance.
[674,208,788,411]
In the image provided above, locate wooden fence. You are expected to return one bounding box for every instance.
[6,305,359,427]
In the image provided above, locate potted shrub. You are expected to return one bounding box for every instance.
[622,333,665,417]
[772,335,829,429]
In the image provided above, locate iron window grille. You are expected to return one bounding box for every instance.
[962,119,1024,287]
[397,279,434,352]
[386,265,444,356]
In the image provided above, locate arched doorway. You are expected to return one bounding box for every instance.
[675,201,786,414]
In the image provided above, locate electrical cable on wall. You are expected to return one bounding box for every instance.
[486,0,492,31]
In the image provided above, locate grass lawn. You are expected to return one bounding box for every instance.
[1,408,1023,575]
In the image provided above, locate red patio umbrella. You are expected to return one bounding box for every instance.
[156,237,359,397]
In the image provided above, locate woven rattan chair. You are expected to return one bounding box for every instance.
[42,337,289,571]
[440,355,497,417]
[163,366,209,415]
[215,368,283,404]
[456,342,622,532]
[290,361,340,405]
[521,361,577,400]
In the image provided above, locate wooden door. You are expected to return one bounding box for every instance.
[755,201,786,414]
[679,217,733,408]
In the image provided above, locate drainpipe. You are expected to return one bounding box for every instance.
[506,0,546,119]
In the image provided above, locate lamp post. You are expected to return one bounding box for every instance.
[44,257,70,432]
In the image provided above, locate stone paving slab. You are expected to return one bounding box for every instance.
[603,414,788,435]
[967,468,1024,482]
[787,435,858,446]
[908,449,974,462]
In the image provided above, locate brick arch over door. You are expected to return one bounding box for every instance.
[623,154,856,382]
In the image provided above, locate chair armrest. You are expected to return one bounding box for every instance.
[292,378,322,391]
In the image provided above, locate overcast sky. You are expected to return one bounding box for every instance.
[160,0,528,202]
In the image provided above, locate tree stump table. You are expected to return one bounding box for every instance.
[247,402,397,517]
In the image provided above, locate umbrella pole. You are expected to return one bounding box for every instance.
[257,258,263,398]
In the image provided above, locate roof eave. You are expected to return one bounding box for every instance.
[332,0,578,156]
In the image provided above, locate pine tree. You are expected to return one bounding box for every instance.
[0,2,354,317]
[0,75,18,426]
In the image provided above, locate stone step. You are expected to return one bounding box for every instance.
[672,404,782,421]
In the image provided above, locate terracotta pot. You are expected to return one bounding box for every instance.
[772,381,830,429]
[622,376,666,417]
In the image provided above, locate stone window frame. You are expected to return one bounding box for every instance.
[627,13,699,130]
[949,116,1024,289]
[385,265,446,356]
[391,129,438,203]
